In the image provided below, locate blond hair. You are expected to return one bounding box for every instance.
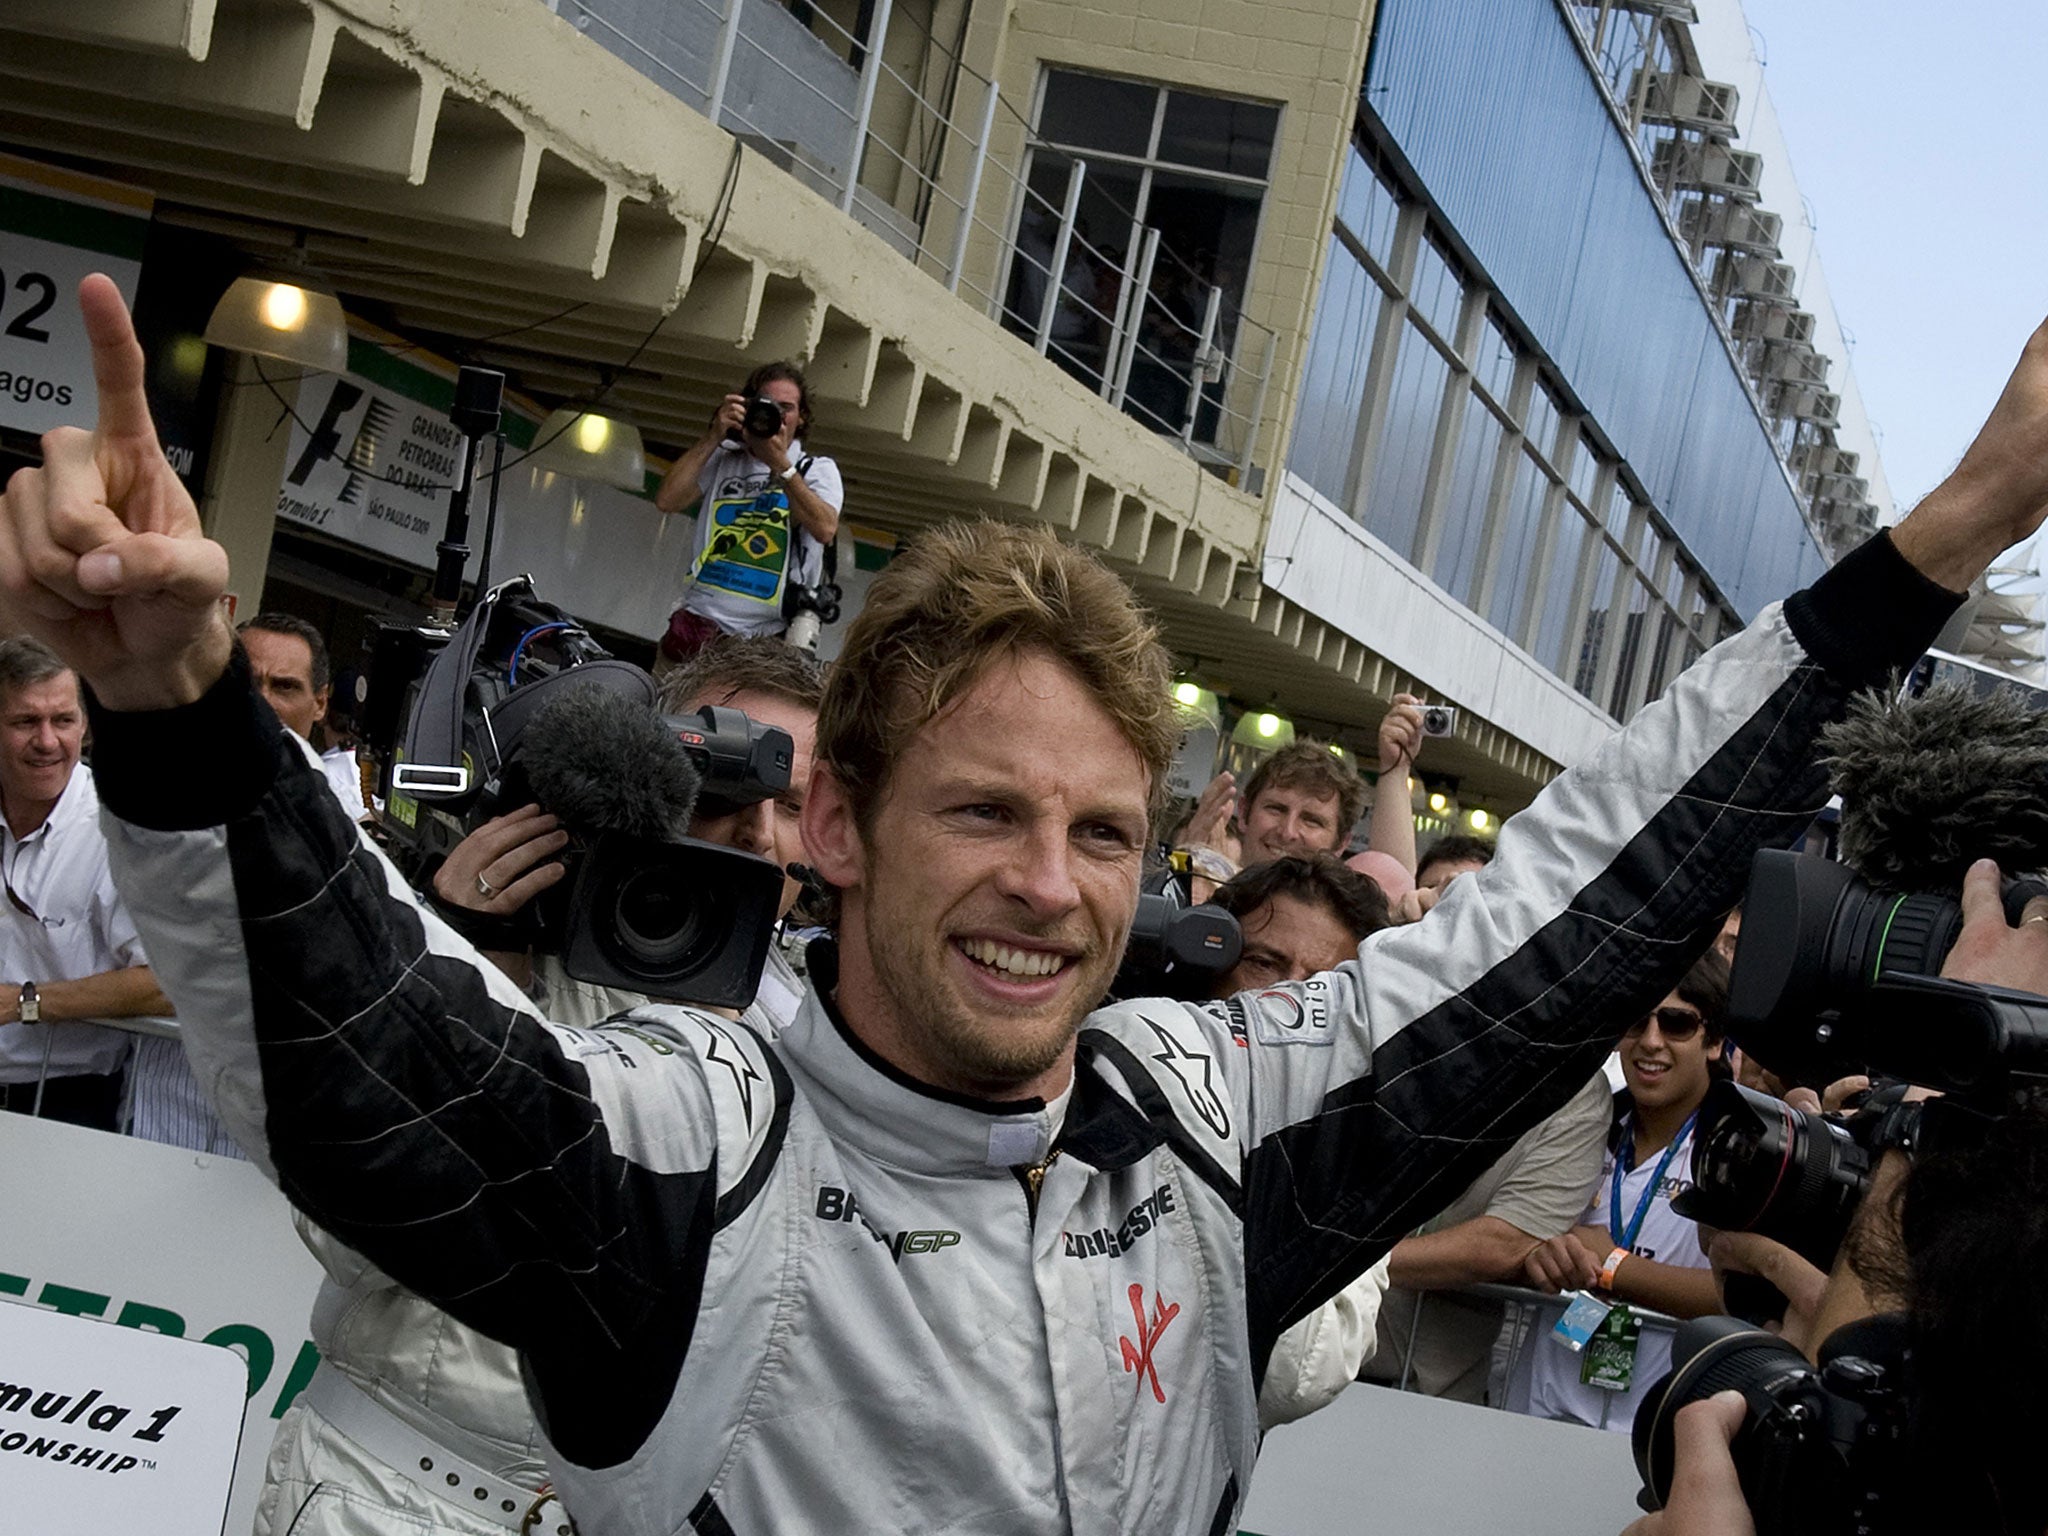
[818,519,1177,828]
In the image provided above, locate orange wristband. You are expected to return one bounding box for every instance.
[1599,1246,1630,1291]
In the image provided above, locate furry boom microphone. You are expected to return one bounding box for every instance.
[519,684,701,842]
[1823,681,2048,890]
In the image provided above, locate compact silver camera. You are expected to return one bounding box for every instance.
[1420,704,1458,738]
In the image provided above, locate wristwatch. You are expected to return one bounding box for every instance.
[777,464,799,484]
[17,981,39,1024]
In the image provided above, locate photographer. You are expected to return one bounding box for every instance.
[1627,859,2048,1536]
[653,362,844,660]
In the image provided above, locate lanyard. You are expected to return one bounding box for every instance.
[1609,1112,1696,1252]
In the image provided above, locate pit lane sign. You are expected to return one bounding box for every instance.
[0,153,152,438]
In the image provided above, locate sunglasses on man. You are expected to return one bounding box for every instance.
[1622,1005,1705,1042]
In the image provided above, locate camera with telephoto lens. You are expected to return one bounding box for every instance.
[1671,847,2048,1315]
[742,395,785,439]
[1721,847,2048,1094]
[1111,878,1243,1002]
[1632,1314,1911,1536]
[365,576,792,1007]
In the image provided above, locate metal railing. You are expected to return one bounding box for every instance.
[1,1013,179,1136]
[1385,1280,1680,1434]
[546,0,1278,485]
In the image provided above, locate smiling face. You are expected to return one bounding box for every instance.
[1239,781,1345,864]
[804,648,1151,1101]
[0,672,83,829]
[1620,987,1723,1118]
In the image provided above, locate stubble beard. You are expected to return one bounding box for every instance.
[862,916,1104,1099]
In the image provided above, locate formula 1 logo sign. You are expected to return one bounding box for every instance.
[1119,1284,1181,1405]
[0,1299,247,1536]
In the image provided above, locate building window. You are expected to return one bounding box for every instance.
[1289,126,1722,724]
[1003,69,1278,438]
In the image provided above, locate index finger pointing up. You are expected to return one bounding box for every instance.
[77,272,159,449]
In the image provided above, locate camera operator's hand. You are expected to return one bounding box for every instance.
[1782,1074,1870,1116]
[1378,693,1424,775]
[1620,1392,1754,1536]
[0,275,233,710]
[1940,857,2048,995]
[1703,1230,1829,1352]
[1520,1230,1601,1292]
[433,805,569,915]
[707,393,748,445]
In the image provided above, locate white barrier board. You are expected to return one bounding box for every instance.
[1241,1380,1646,1536]
[0,1113,325,1533]
[0,1298,246,1535]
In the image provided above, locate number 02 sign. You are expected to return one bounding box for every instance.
[0,154,152,438]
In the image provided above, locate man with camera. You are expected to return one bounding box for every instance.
[6,276,2047,1534]
[653,362,844,659]
[1179,694,1426,899]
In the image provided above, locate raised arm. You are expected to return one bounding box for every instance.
[1138,316,2048,1343]
[0,280,773,1460]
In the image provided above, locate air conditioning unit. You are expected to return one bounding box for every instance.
[1760,339,1830,387]
[1714,251,1797,303]
[1810,471,1868,506]
[1793,445,1860,490]
[1652,141,1765,200]
[1679,199,1782,255]
[1731,302,1815,345]
[1637,72,1741,138]
[1770,382,1840,429]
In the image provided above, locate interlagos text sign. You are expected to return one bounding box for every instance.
[0,1113,326,1534]
[0,153,151,436]
[0,1300,246,1535]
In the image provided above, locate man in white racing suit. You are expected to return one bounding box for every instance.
[6,277,2045,1534]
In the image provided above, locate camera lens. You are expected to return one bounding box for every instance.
[609,866,712,973]
[1634,1317,1818,1511]
[1677,1081,1872,1271]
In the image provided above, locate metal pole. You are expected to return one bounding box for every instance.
[1181,283,1223,444]
[1098,225,1144,398]
[1109,225,1160,409]
[1236,326,1276,480]
[705,0,744,125]
[838,0,896,214]
[30,1029,53,1118]
[1397,1287,1426,1393]
[946,75,1002,294]
[1032,157,1086,356]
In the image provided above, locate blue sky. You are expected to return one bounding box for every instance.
[1740,0,2048,513]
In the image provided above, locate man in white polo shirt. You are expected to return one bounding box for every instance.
[0,635,170,1131]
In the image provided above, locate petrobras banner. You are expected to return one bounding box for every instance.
[277,326,700,640]
[0,1299,247,1536]
[0,1112,325,1534]
[0,153,151,437]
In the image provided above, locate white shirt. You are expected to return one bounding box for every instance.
[1516,1119,1710,1432]
[321,746,370,822]
[677,441,844,637]
[0,765,145,1083]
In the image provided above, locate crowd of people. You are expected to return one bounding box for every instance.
[4,274,2048,1535]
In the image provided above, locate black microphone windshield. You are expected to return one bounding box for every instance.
[1823,682,2048,889]
[521,682,701,841]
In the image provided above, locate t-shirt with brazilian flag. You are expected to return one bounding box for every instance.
[677,440,844,638]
